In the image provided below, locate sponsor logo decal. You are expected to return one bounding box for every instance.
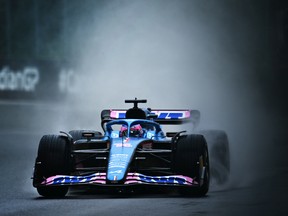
[0,66,39,92]
[108,154,128,169]
[111,132,119,138]
[151,112,185,119]
[109,170,122,174]
[114,143,132,148]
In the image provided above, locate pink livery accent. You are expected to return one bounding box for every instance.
[110,110,125,119]
[41,173,198,186]
[42,173,107,185]
[109,110,191,120]
[124,173,196,185]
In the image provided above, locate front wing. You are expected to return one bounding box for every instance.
[40,173,199,187]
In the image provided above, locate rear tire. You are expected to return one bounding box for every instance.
[174,134,210,196]
[33,135,71,197]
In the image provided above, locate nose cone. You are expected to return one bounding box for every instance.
[107,137,145,183]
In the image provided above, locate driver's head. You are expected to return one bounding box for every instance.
[120,124,143,137]
[130,124,143,137]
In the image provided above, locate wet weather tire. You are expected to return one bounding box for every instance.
[174,134,210,196]
[33,135,71,197]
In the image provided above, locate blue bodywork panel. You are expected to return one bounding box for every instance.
[105,119,164,182]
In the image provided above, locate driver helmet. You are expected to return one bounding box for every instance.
[130,124,143,137]
[120,124,143,137]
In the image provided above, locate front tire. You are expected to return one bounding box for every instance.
[33,135,71,197]
[174,134,210,196]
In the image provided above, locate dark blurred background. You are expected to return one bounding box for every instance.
[0,0,287,103]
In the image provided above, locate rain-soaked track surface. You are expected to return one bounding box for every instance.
[0,132,287,216]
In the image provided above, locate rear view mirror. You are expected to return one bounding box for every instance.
[166,132,177,137]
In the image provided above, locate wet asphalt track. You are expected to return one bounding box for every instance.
[0,104,287,216]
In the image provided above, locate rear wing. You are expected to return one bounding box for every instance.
[101,109,200,125]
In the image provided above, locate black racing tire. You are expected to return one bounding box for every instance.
[101,110,111,121]
[69,130,102,141]
[37,186,70,198]
[174,134,210,197]
[200,130,230,184]
[33,135,71,197]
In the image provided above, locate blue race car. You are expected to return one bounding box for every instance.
[32,99,214,197]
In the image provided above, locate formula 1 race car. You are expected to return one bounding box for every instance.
[32,99,229,197]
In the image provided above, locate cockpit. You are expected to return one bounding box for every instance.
[105,120,163,139]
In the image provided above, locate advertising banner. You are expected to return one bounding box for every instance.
[0,60,76,101]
